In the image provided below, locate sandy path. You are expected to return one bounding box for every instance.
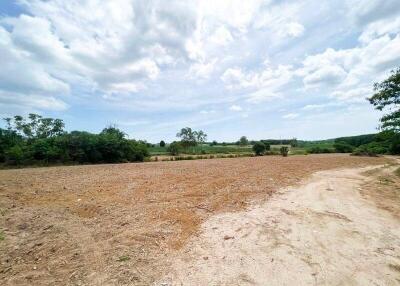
[160,165,400,286]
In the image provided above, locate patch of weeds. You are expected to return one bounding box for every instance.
[117,255,130,262]
[379,176,395,185]
[389,263,400,273]
[0,208,6,216]
[395,167,400,177]
[0,230,5,241]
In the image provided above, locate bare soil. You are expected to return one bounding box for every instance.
[160,162,400,285]
[0,154,392,285]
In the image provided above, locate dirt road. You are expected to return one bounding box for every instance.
[161,164,400,285]
[0,155,396,285]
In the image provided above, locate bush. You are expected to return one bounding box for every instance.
[306,146,334,154]
[280,146,289,157]
[389,134,400,154]
[167,141,182,155]
[5,145,25,165]
[334,141,354,153]
[252,142,266,156]
[352,142,387,156]
[352,146,378,157]
[159,140,166,147]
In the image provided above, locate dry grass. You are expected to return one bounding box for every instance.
[0,154,390,285]
[360,162,400,219]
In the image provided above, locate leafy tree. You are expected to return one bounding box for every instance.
[5,145,26,165]
[160,140,166,147]
[239,136,249,146]
[210,140,218,146]
[196,130,207,144]
[333,141,354,153]
[167,141,182,155]
[368,68,400,131]
[4,113,65,139]
[176,127,208,149]
[280,146,289,157]
[0,117,149,166]
[290,138,298,147]
[252,142,266,156]
[176,127,197,148]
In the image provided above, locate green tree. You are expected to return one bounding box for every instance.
[195,130,207,144]
[239,136,249,146]
[3,113,65,139]
[167,141,182,155]
[176,127,208,149]
[252,142,266,156]
[368,68,400,132]
[333,141,354,153]
[280,146,289,157]
[176,127,197,148]
[160,140,166,147]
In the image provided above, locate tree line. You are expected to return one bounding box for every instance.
[0,114,148,166]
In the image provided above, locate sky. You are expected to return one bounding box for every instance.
[0,0,399,142]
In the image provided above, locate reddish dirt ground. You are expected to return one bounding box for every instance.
[0,154,390,285]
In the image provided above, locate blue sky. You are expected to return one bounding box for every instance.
[0,0,399,142]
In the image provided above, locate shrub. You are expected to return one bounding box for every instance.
[252,142,266,156]
[389,134,400,154]
[306,146,334,154]
[334,141,354,153]
[352,146,378,157]
[352,142,387,156]
[159,140,166,147]
[167,141,182,155]
[5,145,25,165]
[280,146,289,157]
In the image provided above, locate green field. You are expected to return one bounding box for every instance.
[149,144,253,156]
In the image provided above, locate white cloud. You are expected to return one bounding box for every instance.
[302,104,325,111]
[229,104,243,111]
[189,59,217,79]
[221,65,294,103]
[303,65,347,88]
[209,26,233,46]
[282,113,299,119]
[285,22,305,38]
[0,0,198,112]
[298,30,400,102]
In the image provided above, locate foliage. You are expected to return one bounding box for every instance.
[238,136,249,146]
[261,138,297,147]
[159,140,166,147]
[210,140,218,146]
[176,127,207,149]
[280,146,289,157]
[4,113,65,139]
[334,134,376,147]
[306,146,334,154]
[368,68,400,132]
[333,141,354,153]
[0,115,149,166]
[252,142,266,156]
[167,141,182,155]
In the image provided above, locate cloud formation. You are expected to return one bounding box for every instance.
[0,0,399,141]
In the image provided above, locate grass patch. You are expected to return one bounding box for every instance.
[117,255,130,262]
[395,167,400,177]
[0,230,5,241]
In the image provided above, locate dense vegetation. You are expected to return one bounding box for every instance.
[0,114,149,166]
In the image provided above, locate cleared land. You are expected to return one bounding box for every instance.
[0,154,393,285]
[161,163,400,285]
